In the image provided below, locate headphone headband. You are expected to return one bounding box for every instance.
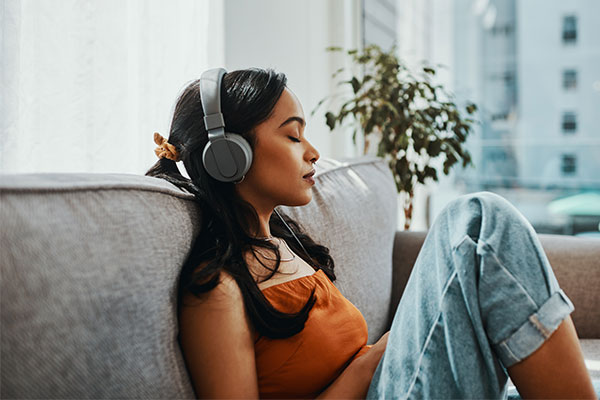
[199,68,227,140]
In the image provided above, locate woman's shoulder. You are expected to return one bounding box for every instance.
[181,261,243,307]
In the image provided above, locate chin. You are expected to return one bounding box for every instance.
[285,192,313,207]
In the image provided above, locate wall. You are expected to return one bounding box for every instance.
[223,0,364,160]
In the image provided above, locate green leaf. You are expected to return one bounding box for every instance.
[398,134,409,150]
[351,77,361,94]
[444,152,457,169]
[325,112,337,130]
[423,67,436,75]
[427,139,442,157]
[416,169,425,184]
[424,166,438,181]
[462,152,472,167]
[413,134,426,151]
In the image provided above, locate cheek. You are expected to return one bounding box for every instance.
[254,144,298,175]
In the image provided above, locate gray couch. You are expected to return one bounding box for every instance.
[1,156,598,399]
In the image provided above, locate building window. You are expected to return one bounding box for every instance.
[491,112,509,121]
[562,112,577,133]
[491,24,514,36]
[561,154,577,175]
[563,69,577,90]
[562,15,577,44]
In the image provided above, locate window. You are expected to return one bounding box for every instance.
[561,154,577,175]
[562,112,577,133]
[491,24,514,36]
[400,1,599,236]
[491,112,509,121]
[562,69,577,90]
[562,15,577,43]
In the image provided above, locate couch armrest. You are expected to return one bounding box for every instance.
[388,231,600,339]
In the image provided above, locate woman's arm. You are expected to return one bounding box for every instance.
[179,269,259,399]
[316,331,390,399]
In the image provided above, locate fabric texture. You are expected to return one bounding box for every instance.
[367,192,578,399]
[389,231,600,340]
[1,159,598,398]
[0,178,199,399]
[0,156,394,398]
[535,234,600,338]
[254,269,372,399]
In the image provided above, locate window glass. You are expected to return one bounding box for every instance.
[562,112,577,133]
[562,15,577,43]
[561,154,577,175]
[562,69,577,90]
[392,0,600,237]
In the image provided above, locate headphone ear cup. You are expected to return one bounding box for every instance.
[202,133,253,182]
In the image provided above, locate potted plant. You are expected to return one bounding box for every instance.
[313,44,477,230]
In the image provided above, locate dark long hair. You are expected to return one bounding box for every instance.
[145,68,335,339]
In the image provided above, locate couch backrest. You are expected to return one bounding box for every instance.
[0,156,397,399]
[1,173,200,399]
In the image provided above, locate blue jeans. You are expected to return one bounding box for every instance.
[366,192,577,399]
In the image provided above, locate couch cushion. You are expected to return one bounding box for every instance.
[0,156,398,398]
[538,234,600,339]
[280,157,397,344]
[1,173,199,399]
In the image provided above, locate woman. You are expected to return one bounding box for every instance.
[146,67,596,399]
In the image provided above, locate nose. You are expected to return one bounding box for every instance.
[306,140,320,165]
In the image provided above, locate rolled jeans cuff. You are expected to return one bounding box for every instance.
[493,289,575,368]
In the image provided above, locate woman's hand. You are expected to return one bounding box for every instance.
[316,331,390,399]
[359,330,390,376]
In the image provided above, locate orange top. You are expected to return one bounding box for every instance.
[254,269,373,399]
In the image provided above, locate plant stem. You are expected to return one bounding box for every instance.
[403,190,414,231]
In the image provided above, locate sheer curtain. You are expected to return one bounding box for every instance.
[1,0,224,174]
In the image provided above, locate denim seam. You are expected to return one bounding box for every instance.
[529,314,551,338]
[451,234,473,251]
[479,238,544,365]
[499,341,519,365]
[405,270,458,400]
[494,290,574,367]
[478,239,539,308]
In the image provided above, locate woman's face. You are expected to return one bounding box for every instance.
[235,87,320,213]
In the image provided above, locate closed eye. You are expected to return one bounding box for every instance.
[288,136,301,143]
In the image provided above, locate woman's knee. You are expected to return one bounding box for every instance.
[455,191,514,212]
[444,192,525,222]
[436,191,534,243]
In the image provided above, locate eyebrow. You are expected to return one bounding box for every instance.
[279,116,306,129]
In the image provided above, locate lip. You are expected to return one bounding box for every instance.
[302,169,316,179]
[304,175,315,185]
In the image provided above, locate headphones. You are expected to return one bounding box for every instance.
[198,68,317,264]
[199,68,253,183]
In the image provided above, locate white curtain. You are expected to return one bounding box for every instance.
[1,0,224,174]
